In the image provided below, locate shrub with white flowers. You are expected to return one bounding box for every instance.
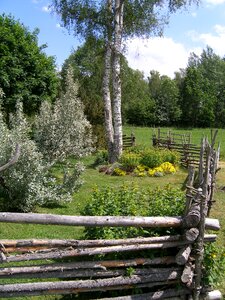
[34,66,94,164]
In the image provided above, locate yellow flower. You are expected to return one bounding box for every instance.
[160,162,176,174]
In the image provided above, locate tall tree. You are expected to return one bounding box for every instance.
[51,0,199,162]
[179,47,225,127]
[181,66,216,127]
[148,72,181,125]
[0,14,59,116]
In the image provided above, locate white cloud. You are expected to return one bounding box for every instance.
[126,37,196,78]
[188,25,225,56]
[42,5,51,13]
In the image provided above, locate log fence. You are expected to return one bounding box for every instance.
[152,128,206,168]
[122,133,135,149]
[0,135,222,299]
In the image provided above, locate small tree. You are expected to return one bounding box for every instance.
[34,66,94,164]
[0,100,84,212]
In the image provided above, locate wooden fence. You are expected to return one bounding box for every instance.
[0,137,222,299]
[123,133,135,149]
[152,128,205,167]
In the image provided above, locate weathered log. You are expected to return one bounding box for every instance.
[175,245,192,265]
[0,256,176,278]
[184,166,196,216]
[183,228,199,242]
[95,287,191,299]
[205,218,220,231]
[0,213,183,227]
[204,290,222,300]
[0,213,219,230]
[181,261,194,286]
[0,251,6,262]
[0,271,182,297]
[203,234,217,242]
[2,241,191,263]
[1,234,216,254]
[0,266,181,280]
[183,203,201,228]
[0,235,184,249]
[193,141,211,300]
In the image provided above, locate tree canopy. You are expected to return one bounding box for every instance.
[52,0,199,162]
[0,14,59,116]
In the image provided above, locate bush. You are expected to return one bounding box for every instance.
[34,66,94,164]
[93,150,109,166]
[140,148,180,169]
[0,101,84,212]
[119,151,142,172]
[140,149,163,168]
[82,184,185,240]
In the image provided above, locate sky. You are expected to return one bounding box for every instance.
[1,0,225,78]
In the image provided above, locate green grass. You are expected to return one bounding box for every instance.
[0,126,224,299]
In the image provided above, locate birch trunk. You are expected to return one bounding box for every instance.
[103,0,114,162]
[111,0,124,162]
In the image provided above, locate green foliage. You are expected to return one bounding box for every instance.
[119,151,142,171]
[0,101,84,212]
[61,37,105,127]
[34,66,94,164]
[148,72,181,126]
[0,14,58,116]
[82,184,185,240]
[140,148,180,168]
[203,243,225,288]
[139,149,163,168]
[122,67,155,126]
[93,150,109,166]
[95,147,180,177]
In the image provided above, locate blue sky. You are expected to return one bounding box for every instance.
[1,0,225,78]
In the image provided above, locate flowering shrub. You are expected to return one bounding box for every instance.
[133,165,147,177]
[148,162,177,177]
[113,168,126,176]
[95,146,179,178]
[160,162,177,174]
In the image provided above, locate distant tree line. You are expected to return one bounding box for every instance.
[62,41,225,129]
[1,14,225,130]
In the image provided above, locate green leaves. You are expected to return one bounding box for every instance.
[82,184,185,240]
[0,14,58,116]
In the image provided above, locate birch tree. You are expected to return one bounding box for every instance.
[51,0,199,162]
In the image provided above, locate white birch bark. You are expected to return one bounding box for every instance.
[112,0,124,162]
[102,0,114,162]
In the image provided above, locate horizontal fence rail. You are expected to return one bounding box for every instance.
[0,213,220,230]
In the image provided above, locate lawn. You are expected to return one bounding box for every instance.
[0,126,224,299]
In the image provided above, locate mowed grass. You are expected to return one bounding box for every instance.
[0,126,224,299]
[123,126,225,158]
